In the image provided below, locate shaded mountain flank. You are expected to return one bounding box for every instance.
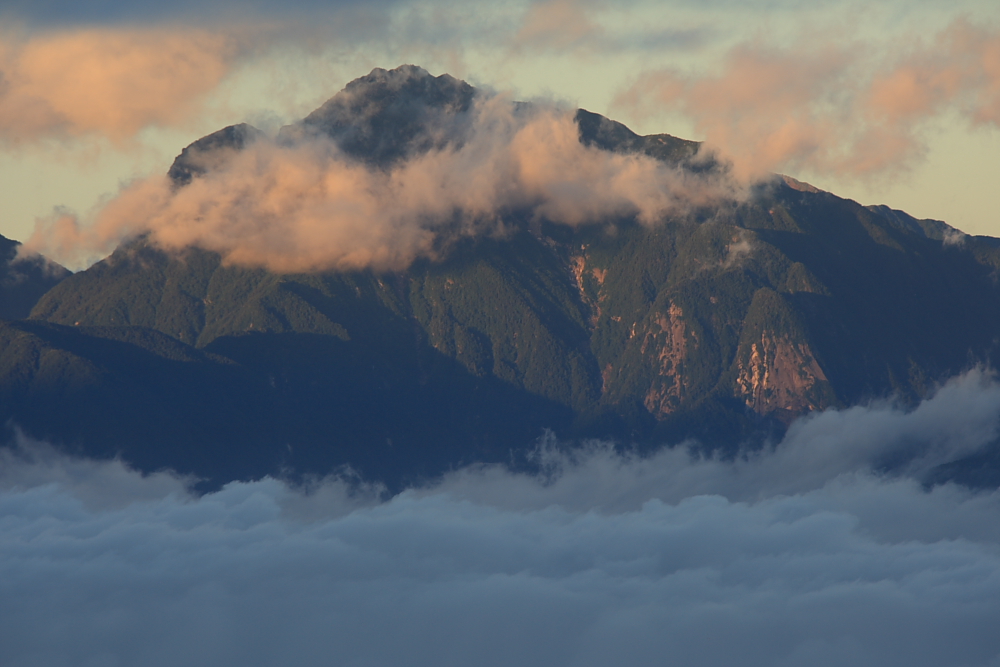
[0,234,70,320]
[9,65,1000,489]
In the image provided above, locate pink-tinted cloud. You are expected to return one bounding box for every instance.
[24,97,740,272]
[615,19,1000,180]
[866,20,1000,127]
[514,0,603,52]
[0,27,248,144]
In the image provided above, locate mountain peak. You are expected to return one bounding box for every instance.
[168,123,265,186]
[16,63,1000,491]
[278,64,477,166]
[170,65,702,183]
[0,233,70,319]
[341,64,456,91]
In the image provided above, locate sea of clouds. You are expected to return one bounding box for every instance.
[4,370,1000,666]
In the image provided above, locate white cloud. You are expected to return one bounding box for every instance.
[3,371,1000,665]
[615,18,1000,181]
[25,95,740,272]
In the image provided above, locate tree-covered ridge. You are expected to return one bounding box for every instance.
[10,65,1000,486]
[27,178,1000,451]
[0,233,70,320]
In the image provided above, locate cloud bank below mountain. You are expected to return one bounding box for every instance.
[3,370,1000,667]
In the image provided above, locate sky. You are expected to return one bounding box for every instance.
[4,369,1000,666]
[1,0,999,261]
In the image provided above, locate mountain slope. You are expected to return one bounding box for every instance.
[15,65,1000,485]
[0,234,71,320]
[0,317,574,488]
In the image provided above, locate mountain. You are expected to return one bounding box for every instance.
[167,123,265,186]
[0,234,70,320]
[9,65,1000,488]
[277,64,477,166]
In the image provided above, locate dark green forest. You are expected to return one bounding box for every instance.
[4,66,1000,489]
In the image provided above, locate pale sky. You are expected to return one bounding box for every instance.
[1,0,998,256]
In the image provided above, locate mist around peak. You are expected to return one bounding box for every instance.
[4,369,1000,667]
[26,70,741,273]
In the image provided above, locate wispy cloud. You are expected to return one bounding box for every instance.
[0,0,402,28]
[3,370,1000,666]
[615,18,1000,179]
[514,0,604,52]
[0,27,258,145]
[510,0,712,56]
[24,95,740,272]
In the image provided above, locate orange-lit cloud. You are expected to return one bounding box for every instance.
[25,97,740,273]
[514,0,603,51]
[866,20,1000,127]
[615,19,1000,180]
[0,27,248,144]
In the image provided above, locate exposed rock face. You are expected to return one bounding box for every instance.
[642,303,694,418]
[731,287,835,419]
[736,332,829,415]
[568,251,605,328]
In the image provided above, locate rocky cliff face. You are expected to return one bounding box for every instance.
[736,334,829,415]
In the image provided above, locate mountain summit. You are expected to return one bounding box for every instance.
[5,66,1000,488]
[278,64,477,166]
[0,235,69,320]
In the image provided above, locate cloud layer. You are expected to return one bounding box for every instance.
[6,10,998,255]
[616,19,1000,179]
[25,96,739,272]
[3,370,1000,666]
[0,28,255,145]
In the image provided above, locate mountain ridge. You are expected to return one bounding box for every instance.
[0,233,70,320]
[7,64,1000,488]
